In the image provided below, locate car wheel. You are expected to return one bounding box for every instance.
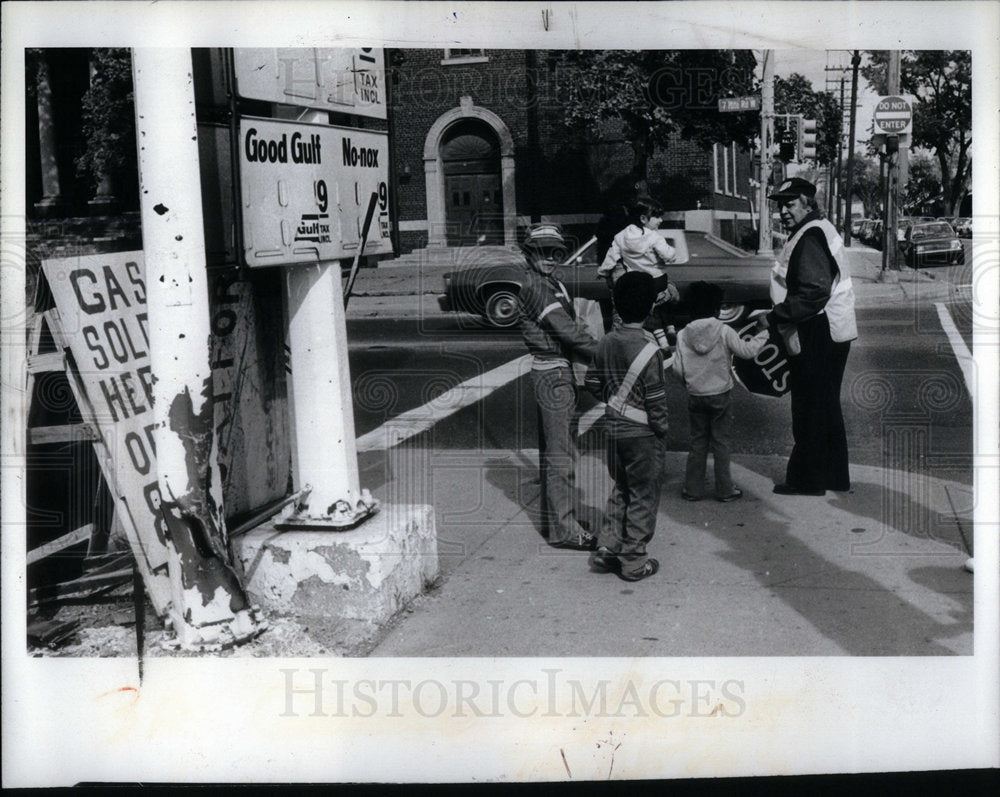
[482,287,521,328]
[717,303,746,324]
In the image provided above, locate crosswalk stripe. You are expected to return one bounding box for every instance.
[356,354,531,452]
[935,302,974,400]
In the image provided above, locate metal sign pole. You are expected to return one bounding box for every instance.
[343,191,380,309]
[132,47,263,650]
[758,50,774,254]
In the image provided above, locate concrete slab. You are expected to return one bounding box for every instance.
[234,504,438,625]
[368,451,972,657]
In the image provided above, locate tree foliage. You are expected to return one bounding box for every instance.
[773,73,841,166]
[861,51,971,214]
[846,156,883,217]
[553,50,759,194]
[903,152,944,214]
[75,49,137,202]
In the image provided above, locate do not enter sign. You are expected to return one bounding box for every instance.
[874,95,913,135]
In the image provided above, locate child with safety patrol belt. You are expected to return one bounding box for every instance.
[597,197,680,352]
[584,271,669,582]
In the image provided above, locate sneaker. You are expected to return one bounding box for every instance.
[619,558,659,582]
[717,488,743,503]
[590,547,620,572]
[550,532,597,551]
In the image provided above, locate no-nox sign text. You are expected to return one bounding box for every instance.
[244,128,381,169]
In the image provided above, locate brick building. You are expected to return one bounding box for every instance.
[387,48,756,255]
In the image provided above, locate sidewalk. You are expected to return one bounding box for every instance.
[363,448,972,656]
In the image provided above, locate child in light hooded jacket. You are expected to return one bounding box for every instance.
[673,281,769,502]
[598,197,679,349]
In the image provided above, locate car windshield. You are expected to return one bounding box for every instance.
[913,223,954,238]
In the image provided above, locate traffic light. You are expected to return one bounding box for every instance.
[778,130,797,162]
[769,160,786,187]
[799,118,818,161]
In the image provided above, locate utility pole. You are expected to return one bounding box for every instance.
[886,50,901,272]
[758,50,774,254]
[836,77,845,229]
[844,51,860,246]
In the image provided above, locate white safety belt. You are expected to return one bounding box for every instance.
[606,341,658,424]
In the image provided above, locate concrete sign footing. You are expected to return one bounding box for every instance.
[273,488,380,531]
[234,504,438,625]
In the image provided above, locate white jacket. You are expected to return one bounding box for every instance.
[599,224,675,279]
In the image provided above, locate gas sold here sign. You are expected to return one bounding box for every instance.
[239,117,391,267]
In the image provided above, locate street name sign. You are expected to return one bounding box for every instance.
[233,48,386,120]
[719,96,761,112]
[238,117,392,267]
[873,95,913,135]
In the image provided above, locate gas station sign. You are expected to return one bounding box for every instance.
[238,117,391,267]
[233,48,386,120]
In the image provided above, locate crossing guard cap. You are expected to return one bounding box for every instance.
[522,222,566,250]
[768,177,817,201]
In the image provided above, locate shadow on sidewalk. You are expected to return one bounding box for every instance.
[686,462,973,655]
[828,480,972,556]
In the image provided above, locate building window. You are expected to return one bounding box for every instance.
[715,143,746,198]
[714,144,728,195]
[732,143,747,199]
[713,144,722,194]
[728,143,738,197]
[441,49,489,65]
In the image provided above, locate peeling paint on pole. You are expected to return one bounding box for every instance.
[132,48,264,650]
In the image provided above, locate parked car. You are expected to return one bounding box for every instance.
[864,219,884,249]
[437,231,775,329]
[953,217,972,238]
[897,218,915,243]
[851,218,865,237]
[857,219,875,245]
[898,220,965,268]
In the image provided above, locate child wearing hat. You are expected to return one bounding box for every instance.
[518,223,601,550]
[672,281,769,502]
[584,271,669,581]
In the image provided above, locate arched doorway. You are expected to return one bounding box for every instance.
[441,120,502,245]
[423,98,517,247]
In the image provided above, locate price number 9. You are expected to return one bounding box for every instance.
[315,180,329,213]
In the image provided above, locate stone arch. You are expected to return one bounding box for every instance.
[423,97,516,247]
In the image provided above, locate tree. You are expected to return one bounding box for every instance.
[75,49,138,206]
[862,51,971,215]
[847,155,884,217]
[903,152,944,215]
[553,50,759,196]
[773,73,841,166]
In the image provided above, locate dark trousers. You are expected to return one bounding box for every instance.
[786,313,851,492]
[598,433,665,576]
[532,366,587,543]
[684,390,735,498]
